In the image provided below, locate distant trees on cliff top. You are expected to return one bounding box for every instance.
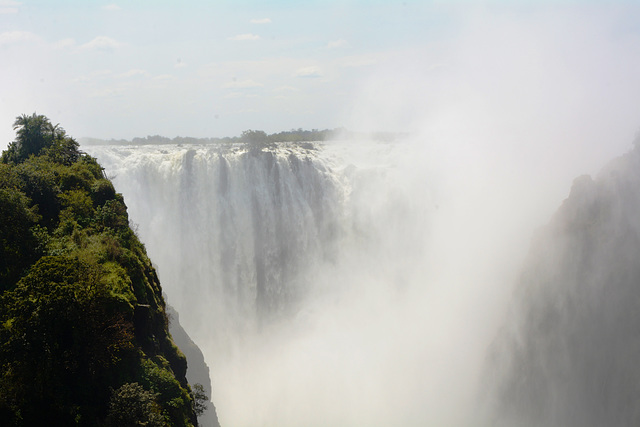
[80,127,409,146]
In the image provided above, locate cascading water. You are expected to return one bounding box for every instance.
[87,141,458,426]
[90,144,341,344]
[85,136,598,427]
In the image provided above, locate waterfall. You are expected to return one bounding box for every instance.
[86,137,576,427]
[88,141,459,426]
[91,144,338,337]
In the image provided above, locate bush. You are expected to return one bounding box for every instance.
[191,383,209,417]
[106,382,165,427]
[0,188,40,290]
[91,179,117,207]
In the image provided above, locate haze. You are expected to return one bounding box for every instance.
[4,1,640,426]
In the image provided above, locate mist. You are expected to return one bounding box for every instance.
[77,4,640,427]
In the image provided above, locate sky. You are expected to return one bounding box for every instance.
[0,0,455,143]
[2,1,640,155]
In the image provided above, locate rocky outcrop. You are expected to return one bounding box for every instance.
[168,304,221,427]
[488,142,640,426]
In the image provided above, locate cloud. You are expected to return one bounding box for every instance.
[338,52,387,68]
[250,18,271,24]
[222,79,263,89]
[224,92,259,99]
[102,4,120,11]
[0,31,40,46]
[0,0,20,14]
[54,38,76,50]
[427,63,447,72]
[228,33,260,41]
[79,36,121,52]
[72,69,113,83]
[294,66,322,78]
[327,39,348,49]
[116,69,148,78]
[88,86,122,99]
[274,85,299,92]
[153,74,175,81]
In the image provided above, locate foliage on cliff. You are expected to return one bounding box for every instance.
[0,114,199,426]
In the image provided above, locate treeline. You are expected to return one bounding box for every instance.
[0,114,203,426]
[80,127,409,146]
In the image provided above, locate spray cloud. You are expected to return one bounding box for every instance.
[85,4,640,426]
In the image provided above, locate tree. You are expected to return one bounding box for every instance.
[44,133,80,166]
[2,113,52,163]
[241,129,270,152]
[191,383,209,417]
[0,188,40,290]
[106,383,165,427]
[1,113,79,164]
[241,129,268,144]
[0,256,138,423]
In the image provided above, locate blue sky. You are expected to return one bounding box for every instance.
[0,1,454,141]
[2,1,640,151]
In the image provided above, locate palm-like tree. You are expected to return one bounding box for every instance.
[13,113,54,156]
[2,113,79,164]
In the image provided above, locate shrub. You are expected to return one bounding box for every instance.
[106,382,165,427]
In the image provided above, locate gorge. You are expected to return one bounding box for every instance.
[86,135,640,426]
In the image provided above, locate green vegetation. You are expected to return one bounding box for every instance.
[0,114,200,426]
[191,383,208,418]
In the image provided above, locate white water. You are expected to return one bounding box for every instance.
[85,139,567,426]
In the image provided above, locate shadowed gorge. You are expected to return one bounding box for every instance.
[487,140,640,427]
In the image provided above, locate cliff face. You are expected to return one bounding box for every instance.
[167,304,221,427]
[0,115,200,426]
[488,142,640,426]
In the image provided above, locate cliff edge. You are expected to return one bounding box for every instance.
[0,114,204,426]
